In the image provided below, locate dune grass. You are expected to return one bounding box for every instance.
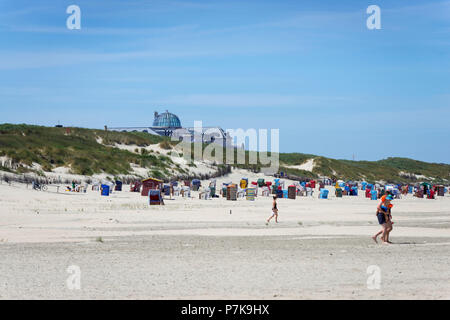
[202,146,449,183]
[0,124,176,176]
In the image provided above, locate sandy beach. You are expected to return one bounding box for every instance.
[1,170,449,299]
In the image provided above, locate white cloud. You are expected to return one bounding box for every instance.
[1,24,198,36]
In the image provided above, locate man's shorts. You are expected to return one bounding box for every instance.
[377,212,386,225]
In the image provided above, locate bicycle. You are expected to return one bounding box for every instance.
[32,183,48,191]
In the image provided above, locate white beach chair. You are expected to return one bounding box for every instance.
[198,186,207,200]
[182,186,191,198]
[173,186,181,196]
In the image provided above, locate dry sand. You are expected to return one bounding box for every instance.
[0,171,449,299]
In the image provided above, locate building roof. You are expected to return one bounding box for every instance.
[153,110,182,128]
[142,177,164,183]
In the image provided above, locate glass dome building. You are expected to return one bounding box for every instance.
[109,109,232,148]
[152,111,182,128]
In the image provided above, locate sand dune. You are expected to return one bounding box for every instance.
[284,159,316,172]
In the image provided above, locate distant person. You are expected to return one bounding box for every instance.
[267,196,279,224]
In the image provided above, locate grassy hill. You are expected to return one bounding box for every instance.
[1,124,449,184]
[229,149,449,183]
[278,155,450,183]
[224,151,449,184]
[0,123,181,178]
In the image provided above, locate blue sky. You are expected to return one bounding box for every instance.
[0,0,449,163]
